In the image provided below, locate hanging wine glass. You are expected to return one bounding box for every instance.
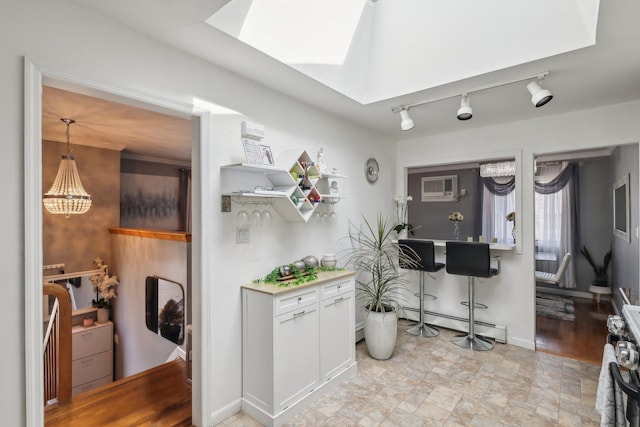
[311,208,321,224]
[262,209,272,226]
[320,205,329,225]
[250,209,262,227]
[329,203,338,225]
[236,208,249,228]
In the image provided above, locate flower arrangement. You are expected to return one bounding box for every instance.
[393,195,415,235]
[506,211,516,222]
[448,211,464,222]
[90,257,119,308]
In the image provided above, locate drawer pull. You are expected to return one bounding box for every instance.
[334,297,344,303]
[81,358,93,365]
[293,310,306,318]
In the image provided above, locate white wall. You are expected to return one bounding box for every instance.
[3,1,393,425]
[396,100,640,348]
[111,234,189,379]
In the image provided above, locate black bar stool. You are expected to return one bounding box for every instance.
[399,239,444,337]
[445,241,500,351]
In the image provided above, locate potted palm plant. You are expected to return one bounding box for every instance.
[580,245,612,287]
[342,214,418,360]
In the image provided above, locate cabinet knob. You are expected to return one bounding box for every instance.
[297,296,302,302]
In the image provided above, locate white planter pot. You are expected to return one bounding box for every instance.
[97,307,109,323]
[363,310,397,360]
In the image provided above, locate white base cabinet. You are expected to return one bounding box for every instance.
[242,271,357,427]
[71,321,113,395]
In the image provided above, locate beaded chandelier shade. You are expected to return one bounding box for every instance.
[43,118,92,218]
[479,161,516,178]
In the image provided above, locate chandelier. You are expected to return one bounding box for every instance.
[479,161,516,178]
[43,118,92,218]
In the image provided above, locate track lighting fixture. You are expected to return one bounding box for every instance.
[400,108,414,131]
[526,78,553,107]
[457,94,472,120]
[391,71,552,131]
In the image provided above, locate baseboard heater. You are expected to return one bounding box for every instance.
[402,306,507,344]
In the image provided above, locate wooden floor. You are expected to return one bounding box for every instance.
[535,295,613,365]
[45,359,192,427]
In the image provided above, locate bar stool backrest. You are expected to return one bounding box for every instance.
[445,241,497,278]
[399,239,444,272]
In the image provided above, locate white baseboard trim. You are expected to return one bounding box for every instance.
[209,398,242,426]
[402,307,507,344]
[536,286,592,300]
[241,363,357,427]
[510,337,536,350]
[165,346,186,362]
[355,321,364,342]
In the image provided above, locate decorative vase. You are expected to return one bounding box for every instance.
[453,221,460,240]
[398,228,408,240]
[97,307,109,323]
[363,309,397,360]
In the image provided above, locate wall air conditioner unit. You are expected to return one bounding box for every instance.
[421,175,458,202]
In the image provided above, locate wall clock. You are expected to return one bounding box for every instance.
[365,158,379,183]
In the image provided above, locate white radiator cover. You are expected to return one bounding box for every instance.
[402,306,507,344]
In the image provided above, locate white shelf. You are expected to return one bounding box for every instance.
[320,172,348,179]
[221,163,288,174]
[221,150,346,223]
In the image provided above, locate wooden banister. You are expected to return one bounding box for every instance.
[43,283,72,405]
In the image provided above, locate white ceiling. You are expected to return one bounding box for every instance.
[42,85,194,163]
[62,0,640,154]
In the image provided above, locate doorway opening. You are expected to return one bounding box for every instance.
[25,57,213,426]
[533,144,639,364]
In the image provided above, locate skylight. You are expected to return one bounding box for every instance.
[241,0,366,65]
[206,0,600,104]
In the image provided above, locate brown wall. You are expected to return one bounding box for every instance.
[43,141,121,272]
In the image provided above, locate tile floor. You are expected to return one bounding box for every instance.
[218,319,603,426]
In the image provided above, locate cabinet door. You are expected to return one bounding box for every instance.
[319,292,355,382]
[273,306,319,412]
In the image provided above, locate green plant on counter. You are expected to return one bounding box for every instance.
[253,265,344,287]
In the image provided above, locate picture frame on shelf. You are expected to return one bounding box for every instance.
[260,144,275,166]
[242,137,263,166]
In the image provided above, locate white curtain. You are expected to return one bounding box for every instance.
[534,163,576,288]
[482,177,516,244]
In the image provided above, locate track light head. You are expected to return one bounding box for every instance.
[457,94,473,120]
[400,109,414,131]
[527,80,553,107]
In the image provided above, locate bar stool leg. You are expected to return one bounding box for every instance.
[452,277,493,351]
[406,272,439,337]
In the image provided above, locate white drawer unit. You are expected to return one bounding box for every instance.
[241,271,357,427]
[71,321,113,395]
[274,286,318,316]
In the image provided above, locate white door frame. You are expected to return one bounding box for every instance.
[24,55,212,426]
